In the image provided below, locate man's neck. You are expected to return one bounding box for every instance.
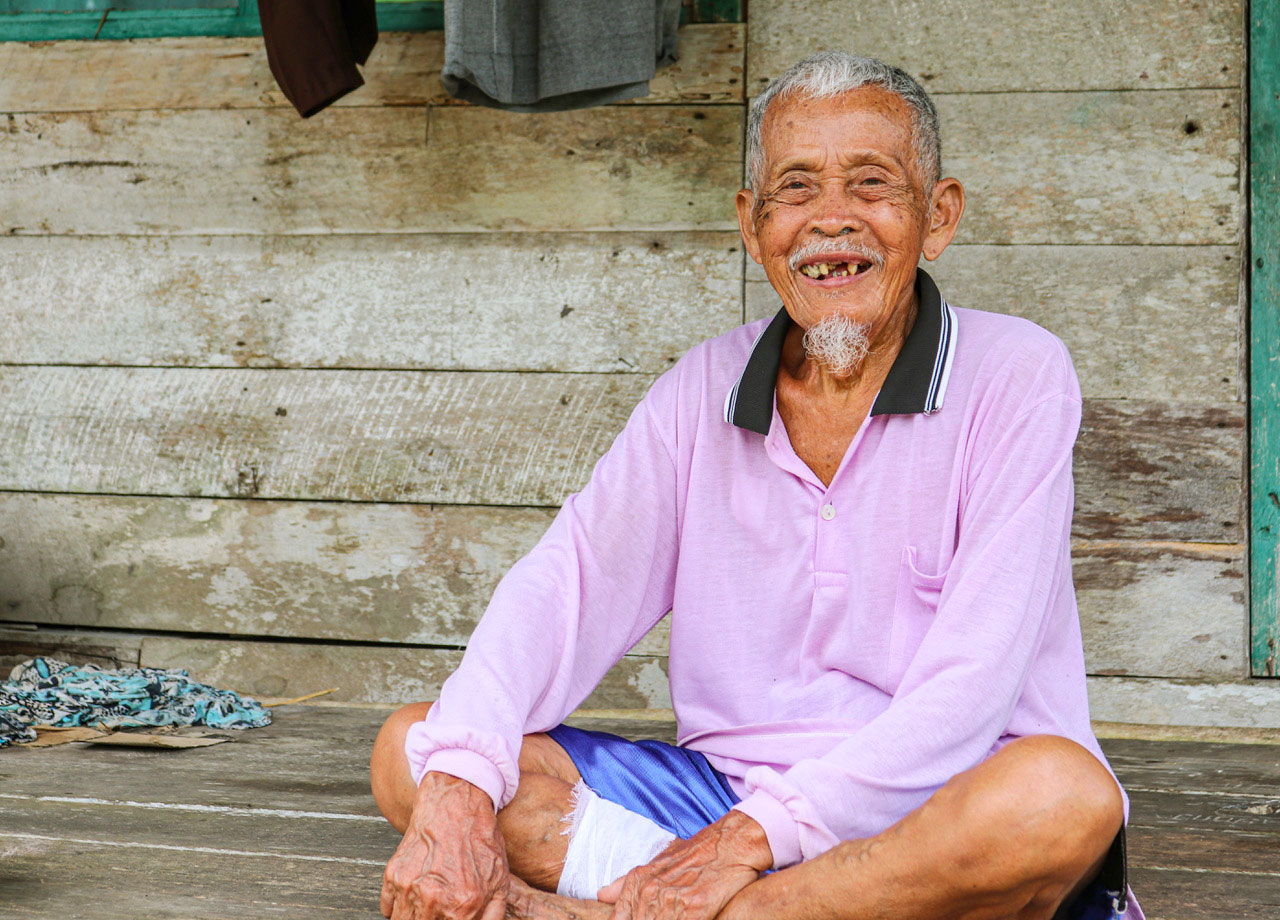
[779,295,919,403]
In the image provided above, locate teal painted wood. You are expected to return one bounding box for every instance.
[687,0,742,23]
[0,0,441,41]
[1252,0,1280,677]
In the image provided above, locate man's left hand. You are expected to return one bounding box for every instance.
[596,810,773,920]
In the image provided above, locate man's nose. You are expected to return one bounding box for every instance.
[806,184,865,236]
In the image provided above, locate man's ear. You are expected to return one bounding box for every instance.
[735,188,764,265]
[921,178,965,262]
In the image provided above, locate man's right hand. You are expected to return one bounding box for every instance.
[380,771,510,920]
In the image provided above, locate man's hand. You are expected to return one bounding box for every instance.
[597,810,773,920]
[380,772,509,920]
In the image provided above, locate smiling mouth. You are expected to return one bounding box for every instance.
[797,260,872,280]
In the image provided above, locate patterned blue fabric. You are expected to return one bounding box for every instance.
[547,724,1127,918]
[0,657,271,746]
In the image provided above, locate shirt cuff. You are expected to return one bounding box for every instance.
[731,792,803,869]
[418,749,507,814]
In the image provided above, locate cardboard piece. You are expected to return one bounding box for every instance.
[25,726,109,747]
[84,733,228,749]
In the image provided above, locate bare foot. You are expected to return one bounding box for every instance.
[506,876,611,920]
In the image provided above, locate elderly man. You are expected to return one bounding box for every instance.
[371,52,1143,920]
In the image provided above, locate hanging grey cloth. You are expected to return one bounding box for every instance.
[442,0,682,112]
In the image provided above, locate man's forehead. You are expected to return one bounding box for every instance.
[759,86,914,165]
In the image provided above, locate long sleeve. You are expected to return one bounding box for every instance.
[733,380,1085,867]
[404,380,681,809]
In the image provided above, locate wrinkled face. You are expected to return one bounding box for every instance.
[737,87,940,341]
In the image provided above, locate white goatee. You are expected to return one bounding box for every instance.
[802,312,872,376]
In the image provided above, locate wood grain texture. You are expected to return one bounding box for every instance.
[747,0,1242,94]
[0,25,745,113]
[0,704,385,811]
[1087,676,1280,728]
[0,366,651,505]
[0,232,744,372]
[2,91,1236,243]
[136,637,675,709]
[0,495,669,657]
[1075,400,1243,542]
[1075,542,1245,680]
[0,836,385,920]
[0,369,1244,542]
[1128,866,1280,920]
[0,496,1239,679]
[0,797,399,864]
[937,89,1241,245]
[747,245,1243,403]
[0,105,742,235]
[1249,0,1280,677]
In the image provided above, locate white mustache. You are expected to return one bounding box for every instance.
[787,239,885,272]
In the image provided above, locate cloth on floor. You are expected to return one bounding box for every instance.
[259,0,378,118]
[443,0,683,112]
[0,657,271,747]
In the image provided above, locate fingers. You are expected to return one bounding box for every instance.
[595,877,623,903]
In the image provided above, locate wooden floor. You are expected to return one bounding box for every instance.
[0,706,1277,919]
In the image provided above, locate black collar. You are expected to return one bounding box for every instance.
[723,268,957,435]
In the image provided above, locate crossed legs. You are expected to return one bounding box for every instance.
[371,705,1123,920]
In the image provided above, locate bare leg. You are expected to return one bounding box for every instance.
[371,702,584,890]
[718,735,1124,920]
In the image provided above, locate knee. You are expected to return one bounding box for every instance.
[949,736,1123,886]
[369,701,435,825]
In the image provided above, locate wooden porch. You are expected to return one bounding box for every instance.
[0,705,1276,919]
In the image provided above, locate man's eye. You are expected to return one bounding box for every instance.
[861,177,884,186]
[785,180,807,190]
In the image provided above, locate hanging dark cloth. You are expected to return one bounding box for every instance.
[442,0,682,112]
[259,0,379,118]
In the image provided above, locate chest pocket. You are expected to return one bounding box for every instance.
[886,545,948,692]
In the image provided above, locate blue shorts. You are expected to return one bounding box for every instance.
[545,724,1131,919]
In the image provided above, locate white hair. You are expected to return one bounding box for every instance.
[802,312,872,376]
[746,52,941,194]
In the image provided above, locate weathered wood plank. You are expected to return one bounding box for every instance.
[0,704,386,810]
[1106,758,1280,797]
[136,637,675,709]
[1249,0,1280,676]
[1,91,1236,243]
[747,0,1242,94]
[0,836,385,920]
[0,370,1244,542]
[0,25,745,113]
[1128,866,1280,920]
[1101,737,1280,767]
[1075,542,1245,680]
[0,624,141,672]
[1126,787,1280,835]
[0,105,743,235]
[0,495,678,656]
[1126,826,1280,874]
[1088,677,1280,729]
[0,232,744,373]
[0,797,399,864]
[747,245,1243,403]
[938,89,1240,245]
[0,367,651,505]
[1075,400,1244,542]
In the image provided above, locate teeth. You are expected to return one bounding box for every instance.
[798,260,866,279]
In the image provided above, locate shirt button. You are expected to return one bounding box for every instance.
[820,503,836,521]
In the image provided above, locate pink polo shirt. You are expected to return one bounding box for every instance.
[406,271,1130,886]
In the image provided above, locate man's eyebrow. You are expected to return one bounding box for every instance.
[767,150,905,179]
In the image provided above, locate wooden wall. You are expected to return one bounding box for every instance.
[0,3,1260,721]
